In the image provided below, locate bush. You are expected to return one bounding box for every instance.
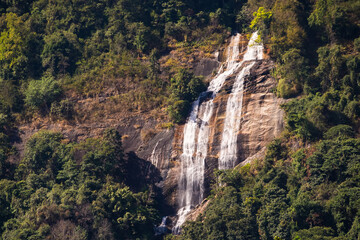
[276,49,308,98]
[50,99,74,120]
[250,7,272,37]
[20,130,63,175]
[277,77,299,99]
[315,45,345,92]
[0,79,20,112]
[25,76,63,112]
[292,227,335,240]
[169,69,206,102]
[286,112,320,141]
[167,68,206,123]
[324,124,355,140]
[167,100,191,124]
[41,31,80,75]
[344,100,360,119]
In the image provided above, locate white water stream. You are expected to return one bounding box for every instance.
[150,141,160,168]
[173,32,263,233]
[218,32,264,169]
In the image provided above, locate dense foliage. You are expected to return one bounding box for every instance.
[0,0,250,124]
[174,135,360,240]
[0,129,160,239]
[0,0,359,239]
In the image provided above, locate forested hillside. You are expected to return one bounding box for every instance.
[0,0,360,239]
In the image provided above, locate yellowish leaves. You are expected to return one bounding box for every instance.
[250,7,272,30]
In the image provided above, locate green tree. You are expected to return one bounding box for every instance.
[19,130,63,176]
[167,100,191,124]
[277,48,308,98]
[292,227,335,240]
[324,124,355,140]
[41,31,80,75]
[315,45,345,91]
[308,0,359,42]
[93,182,159,239]
[270,0,307,58]
[0,78,19,112]
[250,7,272,37]
[0,13,33,80]
[167,68,206,123]
[169,68,205,102]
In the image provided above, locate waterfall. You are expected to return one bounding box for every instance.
[155,216,169,235]
[150,141,160,168]
[173,34,243,233]
[173,32,263,233]
[218,31,264,169]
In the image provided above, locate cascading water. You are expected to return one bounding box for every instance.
[173,32,264,232]
[173,34,244,233]
[150,141,160,168]
[218,31,264,170]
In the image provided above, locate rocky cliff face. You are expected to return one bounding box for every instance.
[168,56,286,224]
[161,36,286,217]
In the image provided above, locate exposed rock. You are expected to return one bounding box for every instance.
[186,199,210,222]
[194,58,219,78]
[238,60,285,163]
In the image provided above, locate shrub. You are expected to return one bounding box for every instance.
[292,227,335,240]
[167,68,206,123]
[250,7,272,35]
[315,45,345,91]
[25,76,63,112]
[169,68,206,102]
[0,79,19,112]
[50,99,74,120]
[276,49,308,98]
[324,124,355,140]
[277,77,299,98]
[167,100,191,124]
[20,130,63,175]
[344,100,360,119]
[41,31,80,75]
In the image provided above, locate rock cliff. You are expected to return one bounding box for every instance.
[165,42,284,209]
[171,54,286,224]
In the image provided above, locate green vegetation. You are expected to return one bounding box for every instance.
[0,0,250,124]
[167,69,206,123]
[173,135,360,240]
[24,76,63,113]
[0,129,160,239]
[0,0,359,239]
[250,7,272,37]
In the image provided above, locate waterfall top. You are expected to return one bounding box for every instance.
[243,31,264,61]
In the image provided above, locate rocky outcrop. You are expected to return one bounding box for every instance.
[239,61,285,164]
[194,58,219,77]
